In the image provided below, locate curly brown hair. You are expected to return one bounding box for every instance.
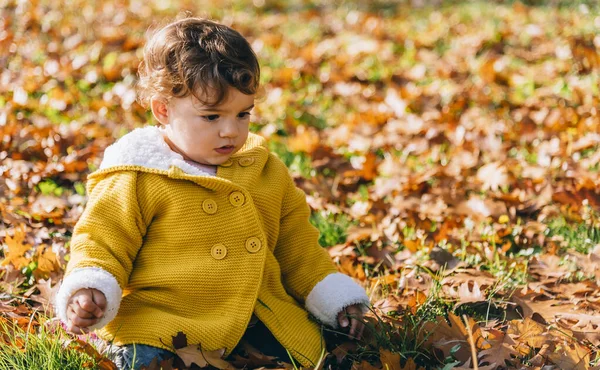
[136,16,260,108]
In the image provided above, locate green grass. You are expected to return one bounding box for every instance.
[329,272,459,369]
[0,316,100,370]
[310,210,355,247]
[268,139,316,179]
[36,179,64,197]
[544,213,600,254]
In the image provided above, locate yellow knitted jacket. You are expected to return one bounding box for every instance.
[55,126,370,367]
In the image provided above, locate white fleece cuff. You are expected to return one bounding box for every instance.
[54,267,123,330]
[305,272,370,328]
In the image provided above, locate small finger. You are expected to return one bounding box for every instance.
[72,317,98,328]
[349,319,359,339]
[68,306,98,327]
[338,310,349,328]
[70,304,96,319]
[76,295,101,317]
[67,322,89,335]
[91,289,107,311]
[357,321,365,340]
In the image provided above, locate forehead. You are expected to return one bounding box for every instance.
[181,87,255,111]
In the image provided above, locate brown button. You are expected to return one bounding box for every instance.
[229,191,245,207]
[211,244,227,260]
[220,159,234,167]
[239,157,255,167]
[202,199,218,215]
[245,237,262,253]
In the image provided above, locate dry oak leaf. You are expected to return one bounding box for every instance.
[229,340,280,368]
[379,349,402,370]
[446,281,486,309]
[1,225,31,270]
[422,313,490,363]
[478,328,519,369]
[441,269,497,288]
[64,339,118,370]
[547,341,591,370]
[528,254,573,282]
[175,345,236,369]
[455,196,508,219]
[511,290,576,324]
[507,318,550,353]
[34,245,60,276]
[407,291,427,315]
[476,162,510,192]
[568,248,600,285]
[372,294,410,316]
[355,350,424,370]
[331,342,359,365]
[30,278,60,309]
[556,313,600,345]
[396,357,425,370]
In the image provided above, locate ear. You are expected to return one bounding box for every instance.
[150,96,169,125]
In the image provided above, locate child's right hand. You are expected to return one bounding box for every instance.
[65,288,106,334]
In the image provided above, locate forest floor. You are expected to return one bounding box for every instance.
[1,0,600,369]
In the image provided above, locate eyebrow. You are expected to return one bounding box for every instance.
[200,104,255,113]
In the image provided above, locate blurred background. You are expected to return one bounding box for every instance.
[1,1,600,368]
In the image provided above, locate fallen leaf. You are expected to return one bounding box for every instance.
[1,225,31,269]
[175,344,235,369]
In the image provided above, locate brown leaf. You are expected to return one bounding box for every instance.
[34,245,60,277]
[547,342,591,370]
[556,313,600,344]
[31,278,60,310]
[171,331,187,349]
[422,314,489,363]
[446,281,486,309]
[175,345,235,369]
[1,225,31,269]
[478,329,519,369]
[441,270,497,289]
[229,340,281,368]
[511,290,576,324]
[507,317,549,352]
[477,162,510,192]
[330,342,359,364]
[379,349,402,370]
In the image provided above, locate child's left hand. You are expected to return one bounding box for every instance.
[337,304,365,340]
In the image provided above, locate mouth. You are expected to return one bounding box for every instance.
[215,145,235,154]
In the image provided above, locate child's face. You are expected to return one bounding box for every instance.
[156,87,255,166]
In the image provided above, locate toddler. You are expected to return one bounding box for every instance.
[55,16,370,369]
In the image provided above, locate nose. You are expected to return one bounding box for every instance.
[219,118,238,138]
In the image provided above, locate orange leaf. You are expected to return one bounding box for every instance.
[1,225,31,270]
[379,349,402,370]
[407,291,427,315]
[34,245,59,276]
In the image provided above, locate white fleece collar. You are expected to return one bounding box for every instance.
[99,126,217,177]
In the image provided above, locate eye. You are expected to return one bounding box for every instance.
[238,112,251,119]
[202,115,220,121]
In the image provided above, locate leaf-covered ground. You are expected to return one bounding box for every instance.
[1,0,600,369]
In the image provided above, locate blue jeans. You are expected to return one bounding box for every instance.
[98,318,290,369]
[109,343,175,370]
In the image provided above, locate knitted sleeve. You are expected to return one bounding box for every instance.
[54,170,147,329]
[275,171,370,328]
